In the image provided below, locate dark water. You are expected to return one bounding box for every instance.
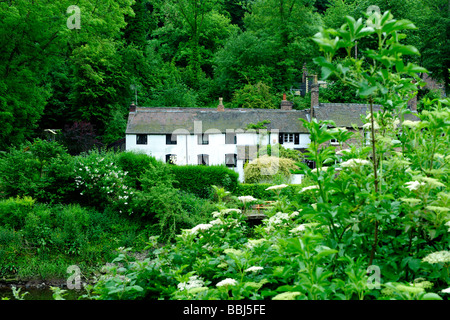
[0,286,86,300]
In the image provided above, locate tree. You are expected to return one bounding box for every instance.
[0,0,136,150]
[60,122,103,156]
[171,0,222,87]
[214,0,322,99]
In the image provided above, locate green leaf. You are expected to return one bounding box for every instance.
[391,44,420,56]
[358,84,378,97]
[421,293,443,300]
[315,248,338,261]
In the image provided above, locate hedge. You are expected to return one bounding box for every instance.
[170,165,239,199]
[235,183,304,201]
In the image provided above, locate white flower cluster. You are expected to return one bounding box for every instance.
[190,223,213,234]
[245,238,266,250]
[216,278,237,287]
[212,208,241,218]
[445,221,450,232]
[362,121,380,130]
[265,184,288,191]
[289,222,318,234]
[299,185,319,193]
[238,196,257,203]
[402,120,420,128]
[311,166,328,173]
[267,212,290,226]
[244,266,263,273]
[404,180,425,191]
[209,218,223,225]
[422,251,450,264]
[177,275,205,291]
[74,159,130,204]
[340,158,371,168]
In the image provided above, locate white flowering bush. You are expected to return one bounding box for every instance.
[74,150,131,209]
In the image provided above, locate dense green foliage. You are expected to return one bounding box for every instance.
[0,147,238,281]
[0,198,150,280]
[0,1,449,303]
[1,0,446,152]
[73,11,449,302]
[170,165,239,198]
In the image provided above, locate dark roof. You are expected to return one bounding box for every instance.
[126,105,420,134]
[314,103,419,127]
[314,103,381,127]
[126,107,311,134]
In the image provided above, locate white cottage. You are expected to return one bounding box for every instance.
[125,97,311,181]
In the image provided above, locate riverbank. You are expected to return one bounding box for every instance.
[0,278,87,300]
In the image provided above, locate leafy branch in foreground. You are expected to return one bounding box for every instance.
[312,10,429,265]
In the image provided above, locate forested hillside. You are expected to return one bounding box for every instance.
[0,0,448,151]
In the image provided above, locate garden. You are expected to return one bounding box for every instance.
[1,10,449,301]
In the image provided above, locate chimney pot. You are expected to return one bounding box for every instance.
[280,94,293,110]
[218,97,224,112]
[129,103,136,112]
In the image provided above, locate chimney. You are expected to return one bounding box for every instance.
[310,84,319,118]
[129,103,136,112]
[280,93,293,110]
[217,97,224,112]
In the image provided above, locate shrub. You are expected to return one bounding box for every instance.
[231,81,278,109]
[170,165,239,199]
[243,155,298,183]
[129,164,212,242]
[0,139,75,203]
[0,196,35,230]
[235,183,276,200]
[235,183,303,201]
[73,150,130,209]
[258,144,304,163]
[117,151,158,189]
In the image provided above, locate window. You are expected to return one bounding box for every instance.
[225,153,237,168]
[198,134,209,145]
[279,133,299,144]
[165,154,177,165]
[136,134,147,145]
[198,154,209,165]
[284,133,294,143]
[225,132,237,144]
[166,134,177,145]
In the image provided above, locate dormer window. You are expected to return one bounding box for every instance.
[166,134,177,145]
[198,134,209,145]
[225,132,237,144]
